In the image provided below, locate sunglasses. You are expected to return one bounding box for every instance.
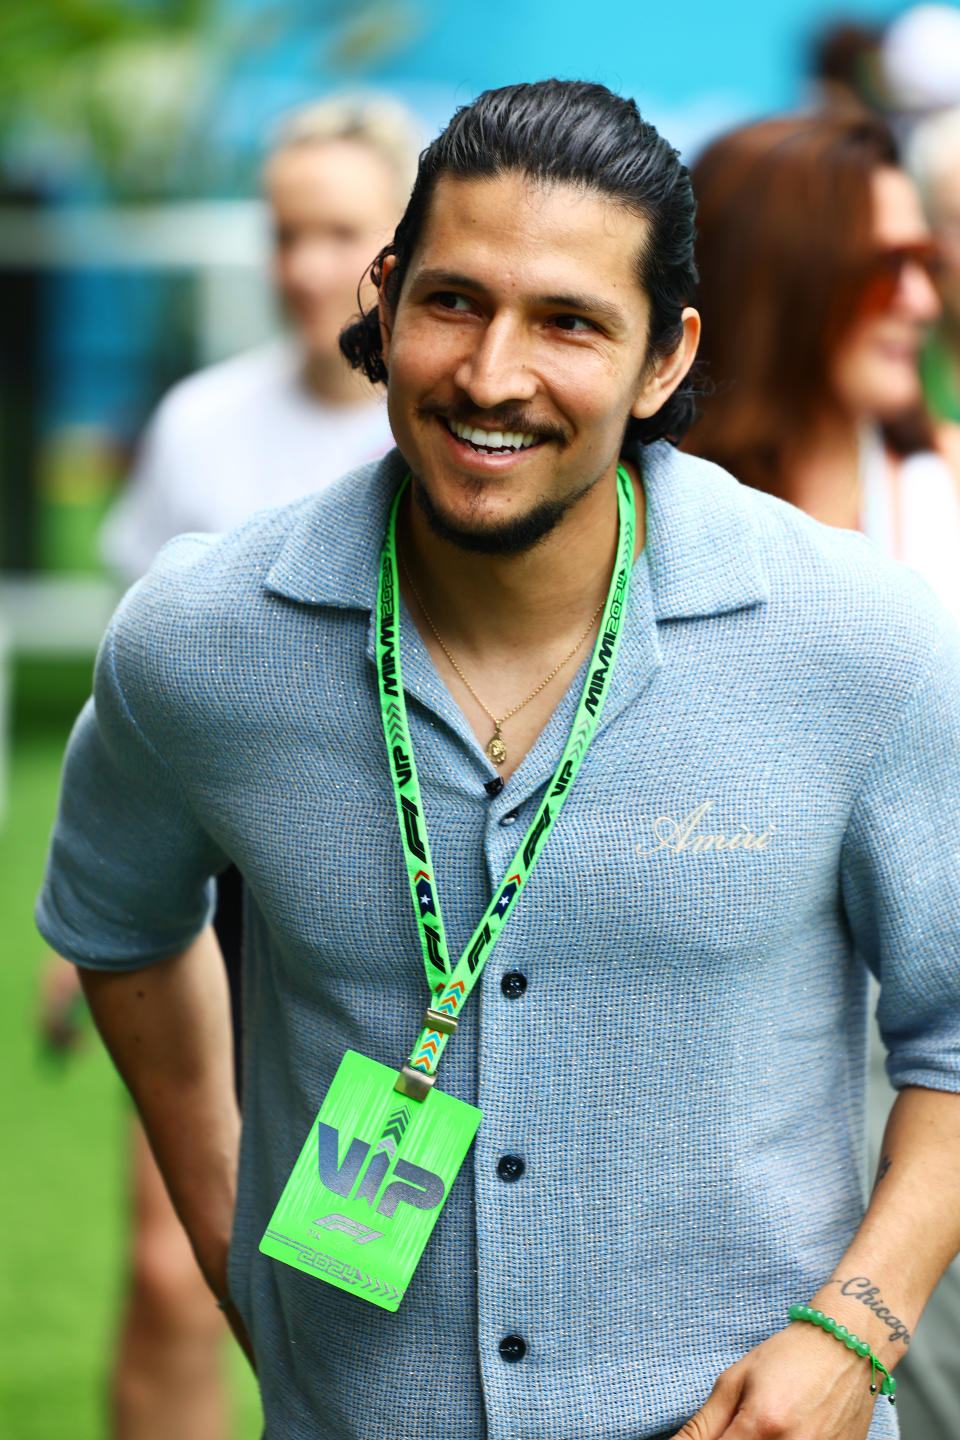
[855,240,944,315]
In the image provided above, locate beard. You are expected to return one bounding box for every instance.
[411,471,600,556]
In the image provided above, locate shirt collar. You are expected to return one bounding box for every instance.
[263,440,769,621]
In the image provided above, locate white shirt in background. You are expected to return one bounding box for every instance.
[101,339,395,583]
[859,423,960,622]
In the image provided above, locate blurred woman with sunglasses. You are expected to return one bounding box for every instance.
[684,110,960,1440]
[685,111,960,621]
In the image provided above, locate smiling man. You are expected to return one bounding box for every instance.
[36,81,960,1440]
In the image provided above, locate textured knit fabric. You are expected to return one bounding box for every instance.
[36,440,960,1440]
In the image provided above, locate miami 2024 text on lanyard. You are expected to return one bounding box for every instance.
[260,466,636,1310]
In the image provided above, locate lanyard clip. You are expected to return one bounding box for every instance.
[394,1064,435,1102]
[424,1006,458,1036]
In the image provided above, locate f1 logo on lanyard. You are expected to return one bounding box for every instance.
[260,467,636,1310]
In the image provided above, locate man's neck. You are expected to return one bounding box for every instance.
[397,457,645,780]
[401,459,645,659]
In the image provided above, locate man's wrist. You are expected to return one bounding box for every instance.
[805,1275,913,1367]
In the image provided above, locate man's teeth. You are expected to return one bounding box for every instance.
[447,419,539,452]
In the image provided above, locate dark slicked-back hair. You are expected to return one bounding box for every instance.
[340,78,700,446]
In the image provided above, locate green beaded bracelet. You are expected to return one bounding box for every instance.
[788,1304,897,1405]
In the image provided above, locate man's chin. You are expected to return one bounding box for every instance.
[411,474,589,557]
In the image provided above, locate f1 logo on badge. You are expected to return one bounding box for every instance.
[317,1123,446,1218]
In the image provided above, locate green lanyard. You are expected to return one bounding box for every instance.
[376,465,636,1088]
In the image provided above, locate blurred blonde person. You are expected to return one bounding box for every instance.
[47,92,420,1440]
[101,92,419,580]
[684,110,960,1440]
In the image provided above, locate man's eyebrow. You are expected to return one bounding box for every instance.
[408,268,483,294]
[538,291,627,328]
[408,269,628,329]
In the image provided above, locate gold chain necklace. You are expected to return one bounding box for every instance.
[399,550,606,767]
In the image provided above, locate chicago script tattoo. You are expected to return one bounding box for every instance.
[874,1154,892,1187]
[830,1276,911,1346]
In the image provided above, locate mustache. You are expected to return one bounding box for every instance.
[418,402,568,446]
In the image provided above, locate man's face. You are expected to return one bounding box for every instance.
[379,171,669,552]
[266,139,399,360]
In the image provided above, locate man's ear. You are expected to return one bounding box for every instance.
[631,307,701,421]
[378,255,398,372]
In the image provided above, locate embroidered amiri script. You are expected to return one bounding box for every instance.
[636,800,774,857]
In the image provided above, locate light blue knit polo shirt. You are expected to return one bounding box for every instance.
[37,440,960,1440]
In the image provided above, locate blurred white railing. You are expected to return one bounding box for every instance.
[0,201,269,268]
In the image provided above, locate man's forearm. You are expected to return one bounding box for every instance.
[675,1085,960,1439]
[807,1084,960,1368]
[78,925,240,1298]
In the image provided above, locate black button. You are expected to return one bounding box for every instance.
[498,1334,526,1362]
[484,776,505,797]
[496,1153,525,1182]
[499,810,519,827]
[501,971,527,999]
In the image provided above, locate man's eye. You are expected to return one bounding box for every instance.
[433,292,472,311]
[550,314,596,332]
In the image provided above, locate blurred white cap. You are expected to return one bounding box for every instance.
[882,4,960,112]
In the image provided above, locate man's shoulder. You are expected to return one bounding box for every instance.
[108,450,398,657]
[684,448,945,613]
[747,466,944,631]
[97,466,374,740]
[656,445,956,692]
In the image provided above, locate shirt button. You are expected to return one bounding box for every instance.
[498,1334,527,1362]
[496,1154,525,1182]
[501,971,527,999]
[499,810,519,827]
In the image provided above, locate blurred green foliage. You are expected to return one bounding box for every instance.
[0,0,415,198]
[0,0,220,195]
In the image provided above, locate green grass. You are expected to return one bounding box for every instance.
[0,729,262,1438]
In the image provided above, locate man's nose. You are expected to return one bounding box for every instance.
[453,315,538,409]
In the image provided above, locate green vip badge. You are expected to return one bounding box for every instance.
[260,1051,481,1311]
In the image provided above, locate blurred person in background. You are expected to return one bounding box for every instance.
[808,18,885,115]
[880,4,960,142]
[101,92,419,581]
[908,107,960,437]
[685,108,960,1440]
[41,91,420,1440]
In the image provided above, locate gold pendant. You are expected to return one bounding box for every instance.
[486,726,507,767]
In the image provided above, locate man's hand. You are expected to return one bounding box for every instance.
[675,1084,960,1439]
[672,1320,877,1440]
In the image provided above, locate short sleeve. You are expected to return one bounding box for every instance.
[35,618,229,969]
[840,620,960,1091]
